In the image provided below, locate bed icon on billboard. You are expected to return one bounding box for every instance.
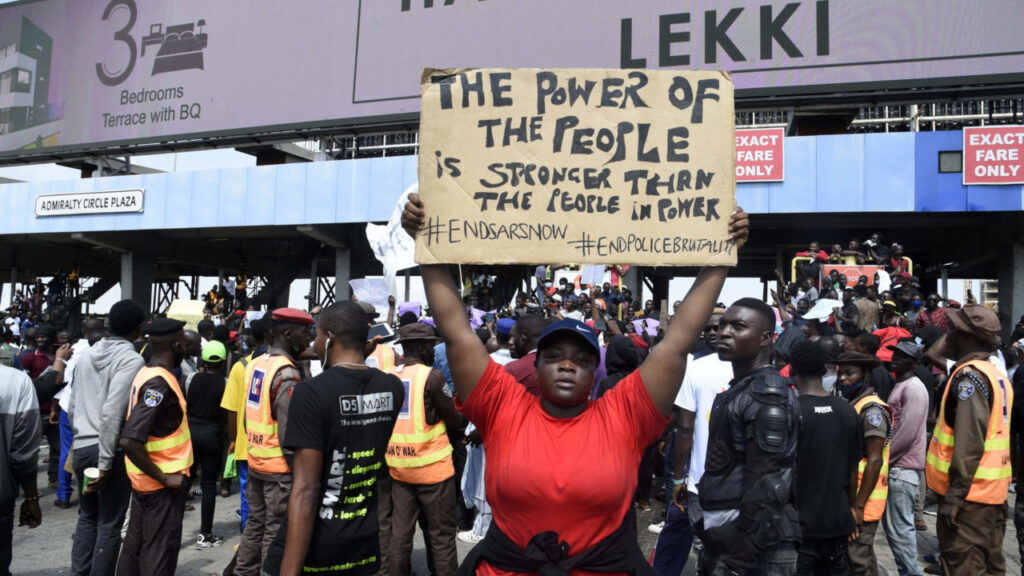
[141,20,208,75]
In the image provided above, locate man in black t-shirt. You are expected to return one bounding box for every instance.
[266,301,404,576]
[792,340,861,576]
[1011,346,1024,568]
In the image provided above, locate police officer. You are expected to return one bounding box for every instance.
[836,352,892,576]
[235,308,313,576]
[386,322,464,576]
[925,305,1011,576]
[698,298,801,576]
[115,318,193,576]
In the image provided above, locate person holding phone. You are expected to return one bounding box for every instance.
[400,193,748,574]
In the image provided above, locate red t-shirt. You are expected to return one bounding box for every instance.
[21,349,52,381]
[795,249,829,262]
[873,326,911,363]
[458,360,667,576]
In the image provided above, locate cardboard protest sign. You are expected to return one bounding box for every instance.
[417,68,737,267]
[166,299,207,331]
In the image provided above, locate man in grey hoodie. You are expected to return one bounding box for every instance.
[67,300,146,576]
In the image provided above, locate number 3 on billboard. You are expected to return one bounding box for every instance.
[95,0,137,87]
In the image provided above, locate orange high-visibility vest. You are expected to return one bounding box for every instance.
[244,354,296,475]
[367,345,396,372]
[853,394,892,522]
[386,364,454,485]
[926,360,1013,505]
[124,366,193,493]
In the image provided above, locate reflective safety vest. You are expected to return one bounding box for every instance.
[124,366,193,493]
[244,354,296,475]
[386,364,454,485]
[367,345,396,371]
[853,394,892,523]
[926,360,1013,505]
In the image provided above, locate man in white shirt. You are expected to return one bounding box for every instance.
[2,317,18,342]
[488,318,515,366]
[560,298,584,322]
[223,277,237,310]
[651,313,733,576]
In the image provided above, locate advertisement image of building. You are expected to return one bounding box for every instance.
[0,15,52,136]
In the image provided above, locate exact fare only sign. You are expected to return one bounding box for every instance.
[735,128,784,182]
[963,126,1024,185]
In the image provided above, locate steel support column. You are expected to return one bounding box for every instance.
[334,248,351,303]
[121,253,154,314]
[997,242,1024,342]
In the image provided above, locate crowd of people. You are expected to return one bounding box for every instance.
[3,273,77,345]
[202,276,249,317]
[794,235,914,280]
[0,204,1020,576]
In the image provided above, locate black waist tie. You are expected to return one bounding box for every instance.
[456,515,656,576]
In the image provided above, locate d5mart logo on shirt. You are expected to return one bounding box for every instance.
[340,392,395,416]
[95,0,209,86]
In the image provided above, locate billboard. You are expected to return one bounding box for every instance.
[1,0,1023,160]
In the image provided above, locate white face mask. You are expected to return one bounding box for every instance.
[320,336,333,370]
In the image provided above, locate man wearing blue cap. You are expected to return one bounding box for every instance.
[491,318,515,366]
[560,296,584,322]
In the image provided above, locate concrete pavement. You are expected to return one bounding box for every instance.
[11,445,1023,575]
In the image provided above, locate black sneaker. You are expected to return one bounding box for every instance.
[195,533,224,550]
[54,499,73,509]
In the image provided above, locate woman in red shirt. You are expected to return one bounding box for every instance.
[401,194,749,575]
